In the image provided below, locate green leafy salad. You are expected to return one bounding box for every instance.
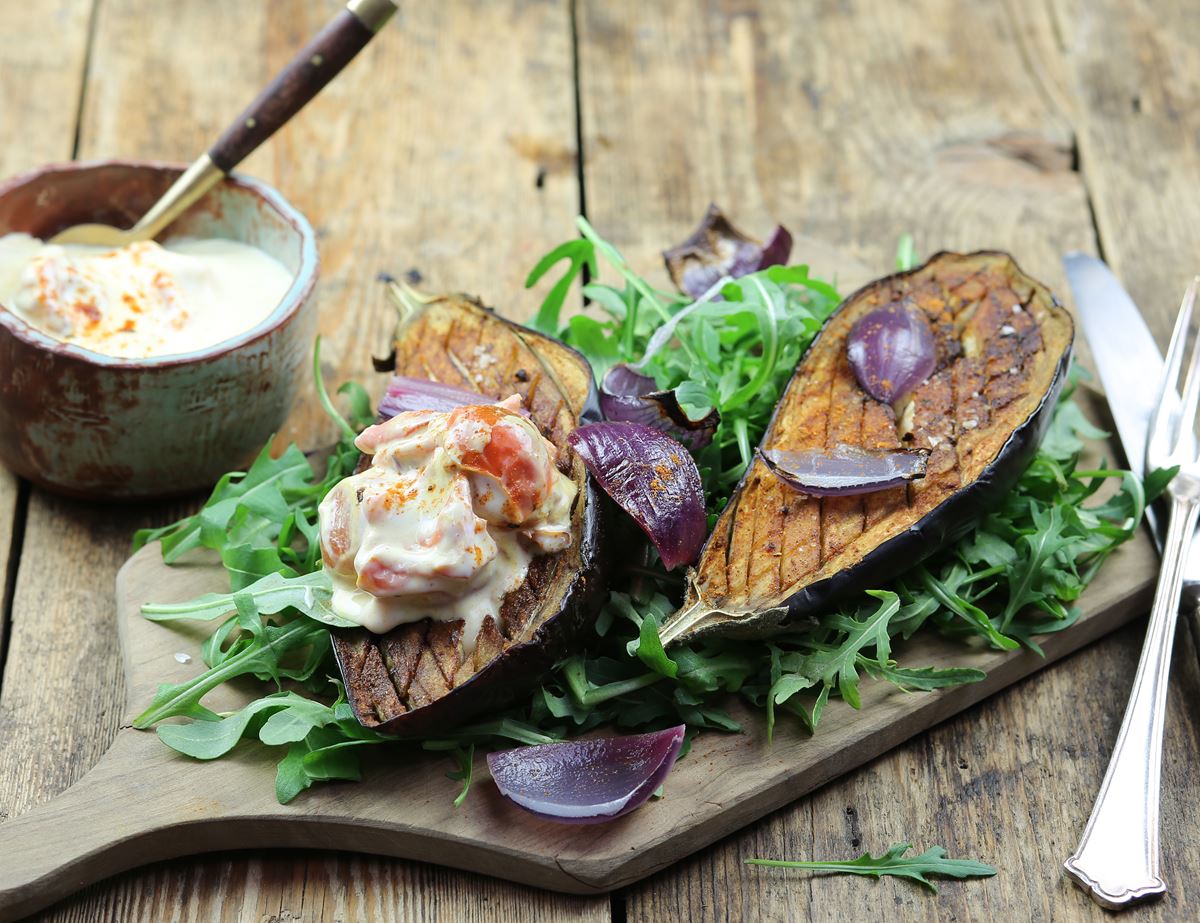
[132,218,1159,805]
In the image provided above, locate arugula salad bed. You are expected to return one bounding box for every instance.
[131,221,1161,806]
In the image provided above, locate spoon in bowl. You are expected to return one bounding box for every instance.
[50,0,397,247]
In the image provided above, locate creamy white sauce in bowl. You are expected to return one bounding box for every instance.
[0,160,319,499]
[0,232,294,359]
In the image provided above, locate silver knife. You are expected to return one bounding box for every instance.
[1064,252,1198,583]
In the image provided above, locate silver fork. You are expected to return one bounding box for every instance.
[1064,277,1200,909]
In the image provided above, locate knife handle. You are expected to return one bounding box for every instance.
[208,0,396,173]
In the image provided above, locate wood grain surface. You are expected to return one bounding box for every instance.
[0,1,602,921]
[1,0,1198,921]
[0,0,92,674]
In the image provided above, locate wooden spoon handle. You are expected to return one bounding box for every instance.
[207,0,396,173]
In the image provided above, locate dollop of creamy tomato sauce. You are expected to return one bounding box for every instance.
[318,396,577,645]
[0,232,292,358]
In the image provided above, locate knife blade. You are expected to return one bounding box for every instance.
[1063,253,1188,573]
[1064,253,1162,483]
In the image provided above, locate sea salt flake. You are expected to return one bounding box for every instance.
[1008,366,1019,374]
[174,652,192,664]
[1000,324,1016,336]
[962,419,978,430]
[1012,304,1023,314]
[472,345,498,368]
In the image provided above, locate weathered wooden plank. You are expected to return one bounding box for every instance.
[1052,0,1200,342]
[46,854,608,922]
[574,0,1197,919]
[0,0,605,919]
[625,620,1200,923]
[577,0,1092,293]
[0,0,93,170]
[0,0,92,682]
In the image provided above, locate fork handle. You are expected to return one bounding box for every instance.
[207,0,396,173]
[1064,492,1200,908]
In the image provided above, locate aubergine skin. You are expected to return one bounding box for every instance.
[331,293,608,737]
[661,251,1074,644]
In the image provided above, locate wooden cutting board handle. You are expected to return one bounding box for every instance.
[0,733,192,923]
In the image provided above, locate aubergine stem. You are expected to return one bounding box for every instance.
[383,277,438,326]
[657,587,786,648]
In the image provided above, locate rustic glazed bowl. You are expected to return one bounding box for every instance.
[0,160,318,499]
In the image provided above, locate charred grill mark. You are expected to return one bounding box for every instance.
[909,370,955,451]
[341,636,406,723]
[444,337,480,390]
[438,318,471,386]
[428,621,464,684]
[727,471,762,597]
[500,554,549,640]
[910,370,959,506]
[382,622,427,701]
[408,649,451,709]
[815,375,834,580]
[932,318,963,369]
[345,633,371,672]
[523,365,543,410]
[472,327,518,398]
[821,370,866,563]
[746,471,785,599]
[520,334,583,423]
[778,376,829,590]
[952,276,987,303]
[416,352,440,384]
[953,356,990,476]
[862,399,904,528]
[977,289,1037,413]
[473,615,505,670]
[698,501,734,598]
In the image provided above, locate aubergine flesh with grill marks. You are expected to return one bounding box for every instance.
[329,290,607,736]
[659,251,1074,645]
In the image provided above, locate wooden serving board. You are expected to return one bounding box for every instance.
[0,411,1158,922]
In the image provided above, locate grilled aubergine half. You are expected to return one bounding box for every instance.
[332,292,606,736]
[661,251,1073,645]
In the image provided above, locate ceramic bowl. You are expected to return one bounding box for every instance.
[0,160,319,499]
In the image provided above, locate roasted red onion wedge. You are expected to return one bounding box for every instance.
[376,375,488,417]
[759,444,929,496]
[567,422,706,570]
[662,203,793,299]
[487,725,686,823]
[846,299,937,404]
[758,224,793,270]
[600,364,720,451]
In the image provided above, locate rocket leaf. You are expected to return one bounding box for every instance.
[746,842,997,893]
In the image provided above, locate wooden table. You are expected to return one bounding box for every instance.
[2,1,1199,920]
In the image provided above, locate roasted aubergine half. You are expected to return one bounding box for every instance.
[331,292,606,736]
[661,251,1074,644]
